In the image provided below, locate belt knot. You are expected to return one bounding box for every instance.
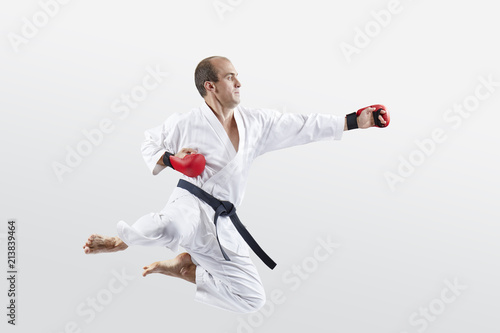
[219,201,236,217]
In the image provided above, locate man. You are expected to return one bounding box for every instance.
[83,56,388,313]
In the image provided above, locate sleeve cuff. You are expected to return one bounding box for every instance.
[151,150,167,175]
[333,115,344,141]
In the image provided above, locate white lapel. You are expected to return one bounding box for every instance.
[200,102,237,159]
[233,105,245,153]
[200,103,246,194]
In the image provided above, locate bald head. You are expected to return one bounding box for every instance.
[194,56,230,97]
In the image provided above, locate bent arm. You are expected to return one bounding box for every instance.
[156,148,198,169]
[141,118,180,175]
[155,148,205,178]
[156,148,199,166]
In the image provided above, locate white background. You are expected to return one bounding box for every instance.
[1,0,499,332]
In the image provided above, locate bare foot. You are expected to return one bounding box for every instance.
[142,252,196,284]
[83,234,128,254]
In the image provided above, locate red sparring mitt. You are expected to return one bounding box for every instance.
[163,152,206,177]
[346,104,390,130]
[357,104,390,128]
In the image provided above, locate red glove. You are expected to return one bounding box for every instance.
[357,104,390,128]
[163,152,206,177]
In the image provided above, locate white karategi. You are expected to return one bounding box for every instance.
[117,102,344,313]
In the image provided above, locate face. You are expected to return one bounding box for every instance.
[208,58,242,108]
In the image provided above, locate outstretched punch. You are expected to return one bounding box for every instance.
[346,104,390,130]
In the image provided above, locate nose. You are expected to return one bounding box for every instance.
[234,77,241,88]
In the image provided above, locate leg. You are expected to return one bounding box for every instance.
[109,192,266,313]
[116,191,201,251]
[142,252,196,283]
[83,234,128,254]
[141,235,266,314]
[190,249,266,314]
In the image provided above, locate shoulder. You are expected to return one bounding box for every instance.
[237,105,282,123]
[162,108,200,127]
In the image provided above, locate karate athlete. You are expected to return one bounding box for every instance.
[83,56,389,313]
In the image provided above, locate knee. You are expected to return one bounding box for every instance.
[248,296,267,313]
[238,290,266,314]
[160,212,195,242]
[134,213,168,239]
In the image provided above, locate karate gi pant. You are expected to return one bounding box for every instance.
[116,188,266,313]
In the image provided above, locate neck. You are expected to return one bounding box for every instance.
[204,97,235,125]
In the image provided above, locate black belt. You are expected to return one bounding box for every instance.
[177,179,277,270]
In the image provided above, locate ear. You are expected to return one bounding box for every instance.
[204,81,216,94]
